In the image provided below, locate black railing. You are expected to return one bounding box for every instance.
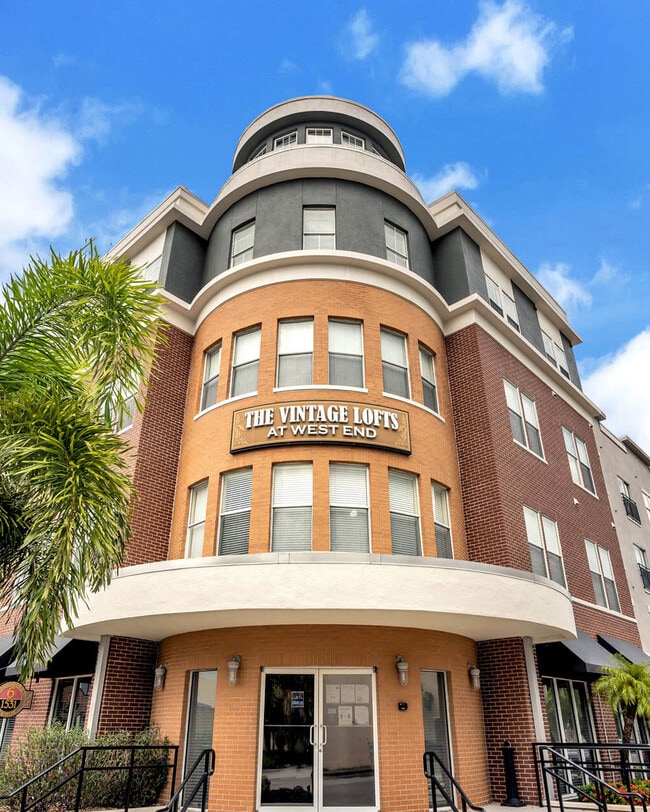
[0,744,179,812]
[623,494,642,523]
[639,563,650,590]
[533,742,650,812]
[423,750,486,812]
[157,748,215,812]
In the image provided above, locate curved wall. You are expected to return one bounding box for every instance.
[203,179,435,286]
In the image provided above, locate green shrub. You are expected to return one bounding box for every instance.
[0,724,171,812]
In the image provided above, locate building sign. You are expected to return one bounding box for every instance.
[231,400,411,454]
[0,681,34,718]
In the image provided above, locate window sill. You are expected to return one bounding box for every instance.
[383,392,446,424]
[512,438,547,463]
[571,596,631,621]
[194,392,258,420]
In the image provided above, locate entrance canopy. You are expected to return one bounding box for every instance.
[537,630,614,678]
[597,635,649,665]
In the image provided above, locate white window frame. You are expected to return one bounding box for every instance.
[388,469,421,556]
[635,544,647,568]
[432,482,453,558]
[330,463,370,552]
[49,675,93,729]
[486,276,519,330]
[504,380,544,458]
[381,328,410,399]
[643,491,650,524]
[230,327,261,398]
[328,319,364,388]
[276,319,314,388]
[112,391,137,434]
[305,128,333,144]
[384,221,409,268]
[303,207,335,249]
[218,468,252,556]
[230,221,255,267]
[274,131,297,150]
[419,345,438,413]
[585,539,620,611]
[562,427,596,494]
[200,343,221,411]
[186,481,208,558]
[341,131,365,150]
[523,506,566,586]
[271,463,312,552]
[542,330,570,377]
[485,275,503,314]
[0,716,15,760]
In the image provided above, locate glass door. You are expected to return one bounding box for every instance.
[184,670,217,805]
[258,669,378,812]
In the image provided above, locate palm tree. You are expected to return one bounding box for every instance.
[0,243,161,681]
[594,654,650,744]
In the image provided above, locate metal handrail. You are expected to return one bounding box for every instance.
[157,749,215,812]
[423,750,486,812]
[0,744,179,812]
[534,742,649,812]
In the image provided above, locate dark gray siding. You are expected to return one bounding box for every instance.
[160,222,207,303]
[431,228,486,305]
[561,332,582,389]
[512,283,543,353]
[203,179,434,286]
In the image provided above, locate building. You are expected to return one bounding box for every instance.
[0,95,647,812]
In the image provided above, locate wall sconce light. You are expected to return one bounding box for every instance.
[154,663,167,691]
[468,663,481,691]
[395,655,409,687]
[228,655,241,685]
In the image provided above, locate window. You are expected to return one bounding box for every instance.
[201,344,221,410]
[0,717,15,762]
[218,469,252,555]
[618,476,641,523]
[231,327,261,397]
[504,380,543,457]
[389,470,420,555]
[384,222,409,268]
[562,428,595,494]
[523,506,566,586]
[330,464,369,552]
[329,319,363,388]
[634,545,650,590]
[585,539,620,611]
[186,481,208,558]
[272,463,312,551]
[274,131,297,150]
[252,144,267,159]
[486,276,519,329]
[419,346,438,413]
[341,131,364,150]
[184,671,217,805]
[306,128,333,144]
[644,491,650,524]
[542,331,570,377]
[50,677,92,729]
[303,207,335,249]
[277,319,313,387]
[112,391,137,433]
[432,483,452,558]
[230,221,255,267]
[381,328,410,398]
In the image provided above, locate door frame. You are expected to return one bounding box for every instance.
[256,667,380,812]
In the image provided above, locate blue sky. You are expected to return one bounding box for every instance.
[1,1,649,447]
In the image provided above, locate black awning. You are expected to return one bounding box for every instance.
[4,638,97,679]
[537,630,614,678]
[597,634,649,665]
[0,635,15,675]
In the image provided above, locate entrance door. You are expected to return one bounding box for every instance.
[258,669,378,812]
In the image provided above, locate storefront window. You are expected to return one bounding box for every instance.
[50,676,92,729]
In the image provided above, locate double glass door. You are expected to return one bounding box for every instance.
[258,669,378,812]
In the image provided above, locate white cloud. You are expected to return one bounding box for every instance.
[346,10,379,60]
[583,328,650,453]
[412,162,481,201]
[592,257,622,286]
[0,76,81,274]
[537,261,592,312]
[401,0,572,97]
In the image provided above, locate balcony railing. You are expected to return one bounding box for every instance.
[639,563,650,591]
[622,494,642,523]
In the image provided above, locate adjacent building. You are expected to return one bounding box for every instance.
[1,96,648,812]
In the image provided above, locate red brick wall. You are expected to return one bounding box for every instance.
[97,636,158,733]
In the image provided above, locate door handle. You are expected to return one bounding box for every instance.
[321,724,328,746]
[309,724,316,746]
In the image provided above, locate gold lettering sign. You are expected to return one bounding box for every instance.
[231,400,411,454]
[0,681,34,719]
